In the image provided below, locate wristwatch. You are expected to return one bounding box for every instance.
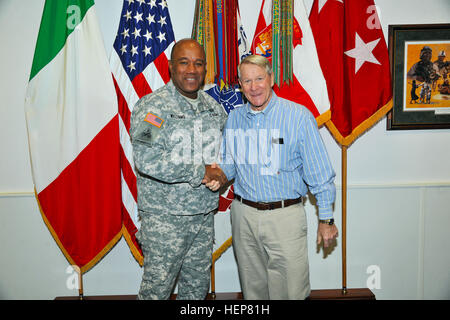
[319,218,334,225]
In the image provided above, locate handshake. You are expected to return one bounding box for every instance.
[202,163,228,192]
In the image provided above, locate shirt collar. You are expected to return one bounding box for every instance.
[167,80,209,114]
[245,90,277,118]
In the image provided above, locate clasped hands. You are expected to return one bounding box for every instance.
[202,163,227,191]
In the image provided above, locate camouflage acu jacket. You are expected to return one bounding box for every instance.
[130,81,228,216]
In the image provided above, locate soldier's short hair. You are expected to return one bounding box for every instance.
[238,55,272,78]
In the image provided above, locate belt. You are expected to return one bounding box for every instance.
[234,194,302,211]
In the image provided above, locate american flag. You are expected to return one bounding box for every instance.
[110,0,175,263]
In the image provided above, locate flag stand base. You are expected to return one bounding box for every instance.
[55,288,374,300]
[307,288,375,300]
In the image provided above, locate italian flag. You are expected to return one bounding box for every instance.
[25,0,123,273]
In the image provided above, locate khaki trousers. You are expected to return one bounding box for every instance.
[231,199,311,300]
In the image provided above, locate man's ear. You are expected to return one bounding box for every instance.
[270,72,274,87]
[168,61,173,75]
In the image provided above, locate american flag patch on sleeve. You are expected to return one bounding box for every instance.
[144,113,164,128]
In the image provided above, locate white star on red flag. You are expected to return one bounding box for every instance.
[309,0,392,145]
[344,32,381,74]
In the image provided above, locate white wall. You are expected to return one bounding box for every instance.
[1,0,449,300]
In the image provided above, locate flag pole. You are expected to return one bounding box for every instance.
[341,145,348,295]
[77,267,84,300]
[210,261,216,300]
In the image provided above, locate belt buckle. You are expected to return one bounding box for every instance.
[258,201,275,210]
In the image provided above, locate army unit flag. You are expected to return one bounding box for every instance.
[25,0,123,272]
[309,0,393,146]
[250,0,331,126]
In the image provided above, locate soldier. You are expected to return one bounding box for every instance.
[407,46,439,84]
[130,39,228,300]
[434,50,449,81]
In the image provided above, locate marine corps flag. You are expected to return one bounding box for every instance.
[309,0,392,146]
[25,0,122,272]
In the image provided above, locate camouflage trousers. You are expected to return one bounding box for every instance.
[136,211,214,300]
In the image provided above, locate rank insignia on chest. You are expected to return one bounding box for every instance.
[144,112,164,128]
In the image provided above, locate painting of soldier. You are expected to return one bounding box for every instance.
[404,41,450,110]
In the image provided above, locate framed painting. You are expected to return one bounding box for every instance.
[387,24,450,130]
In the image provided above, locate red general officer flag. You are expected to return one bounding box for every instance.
[309,0,392,146]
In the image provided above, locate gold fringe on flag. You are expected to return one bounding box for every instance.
[34,189,125,274]
[212,236,233,262]
[325,99,393,147]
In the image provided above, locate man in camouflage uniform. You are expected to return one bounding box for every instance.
[130,39,228,300]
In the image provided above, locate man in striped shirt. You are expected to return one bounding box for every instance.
[217,55,338,300]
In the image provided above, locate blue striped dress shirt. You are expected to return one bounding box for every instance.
[219,92,336,219]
